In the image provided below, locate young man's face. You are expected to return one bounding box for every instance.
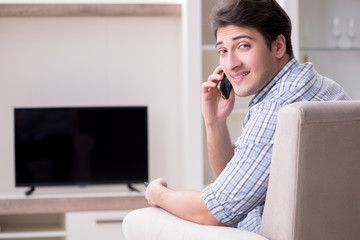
[216,25,279,97]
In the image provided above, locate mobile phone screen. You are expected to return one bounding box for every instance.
[217,75,232,99]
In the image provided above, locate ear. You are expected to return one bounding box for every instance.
[273,34,287,59]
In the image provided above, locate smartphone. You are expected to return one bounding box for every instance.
[217,73,232,99]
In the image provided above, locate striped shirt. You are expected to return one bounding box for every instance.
[202,58,351,233]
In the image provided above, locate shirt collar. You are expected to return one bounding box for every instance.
[249,58,298,107]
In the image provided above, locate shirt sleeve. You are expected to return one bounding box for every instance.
[202,101,279,227]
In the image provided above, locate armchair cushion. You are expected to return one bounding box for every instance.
[123,207,267,240]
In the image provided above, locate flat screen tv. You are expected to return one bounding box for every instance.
[14,106,148,190]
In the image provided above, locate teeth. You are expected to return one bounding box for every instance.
[234,73,249,79]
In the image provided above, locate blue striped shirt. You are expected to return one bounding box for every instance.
[202,58,351,233]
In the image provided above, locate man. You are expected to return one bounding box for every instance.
[145,0,351,233]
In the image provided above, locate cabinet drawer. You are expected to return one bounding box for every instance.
[66,210,131,240]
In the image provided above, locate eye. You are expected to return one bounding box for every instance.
[239,43,250,49]
[217,49,227,55]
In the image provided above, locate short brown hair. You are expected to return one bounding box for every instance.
[210,0,294,57]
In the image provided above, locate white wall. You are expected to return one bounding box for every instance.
[282,0,299,59]
[0,17,185,194]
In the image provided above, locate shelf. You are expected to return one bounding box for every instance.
[202,44,216,51]
[0,213,65,239]
[0,193,147,214]
[0,226,66,239]
[0,3,181,17]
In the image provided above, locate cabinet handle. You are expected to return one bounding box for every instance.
[96,219,123,224]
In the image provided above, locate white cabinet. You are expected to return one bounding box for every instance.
[66,211,131,240]
[0,194,146,240]
[0,211,131,240]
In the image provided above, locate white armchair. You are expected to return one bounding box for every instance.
[123,101,360,240]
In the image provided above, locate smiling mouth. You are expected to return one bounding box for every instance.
[232,72,250,83]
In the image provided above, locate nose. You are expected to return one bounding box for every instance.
[226,51,242,72]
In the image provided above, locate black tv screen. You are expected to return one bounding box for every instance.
[14,106,148,187]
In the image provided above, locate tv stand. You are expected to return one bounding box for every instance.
[0,193,148,240]
[127,183,141,192]
[25,186,35,196]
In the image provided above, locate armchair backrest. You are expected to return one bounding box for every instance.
[260,101,360,240]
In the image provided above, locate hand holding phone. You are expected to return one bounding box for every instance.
[217,73,233,99]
